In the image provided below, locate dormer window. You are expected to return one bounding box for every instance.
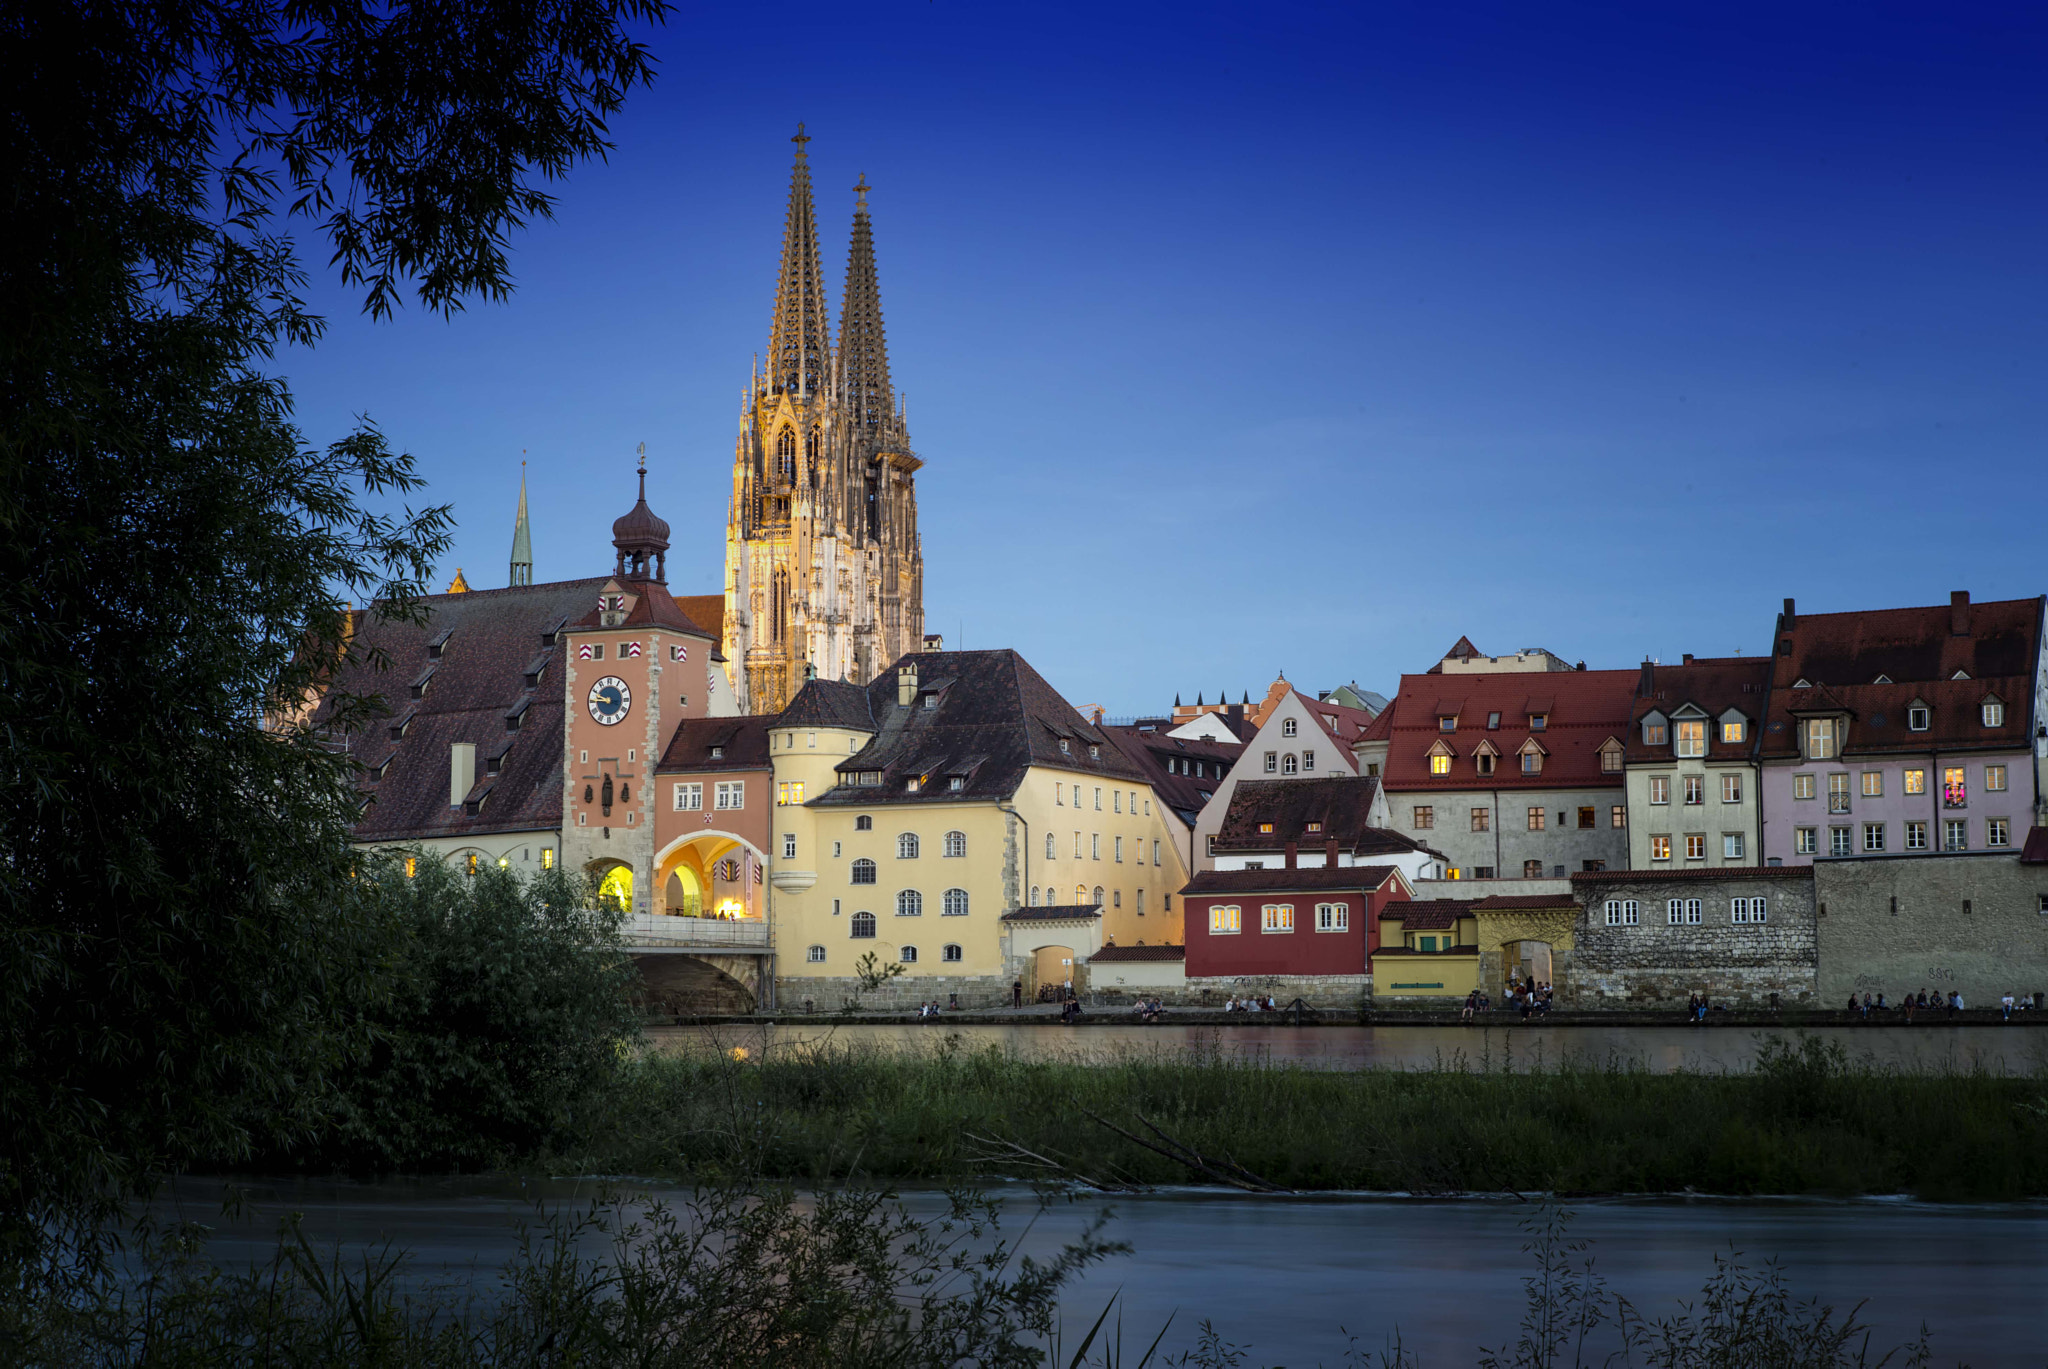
[922,693,939,710]
[1907,705,1930,732]
[1721,717,1746,744]
[1476,753,1494,775]
[1059,738,1071,754]
[1427,739,1454,776]
[948,776,964,791]
[1951,670,1971,681]
[1089,744,1100,759]
[709,745,724,759]
[1982,700,2005,727]
[1519,738,1547,774]
[1675,720,1705,758]
[1306,821,1322,833]
[1487,712,1501,729]
[1643,719,1668,746]
[1258,822,1274,834]
[1281,718,1298,737]
[1439,715,1457,732]
[1804,718,1837,759]
[1872,674,1893,685]
[1529,713,1548,731]
[1598,737,1625,773]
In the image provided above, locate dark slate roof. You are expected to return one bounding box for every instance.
[1626,657,1772,765]
[1001,905,1103,922]
[776,677,878,731]
[1379,898,1477,930]
[808,649,1145,808]
[1100,723,1241,824]
[1091,944,1186,962]
[1214,776,1385,852]
[2022,827,2048,865]
[323,579,606,842]
[1572,867,1812,885]
[1761,594,2044,759]
[1471,893,1581,911]
[658,715,773,773]
[1181,865,1401,896]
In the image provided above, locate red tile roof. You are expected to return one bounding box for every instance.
[673,594,725,650]
[1572,866,1811,885]
[1380,670,1637,792]
[1181,865,1401,896]
[1760,676,2034,759]
[1471,892,1580,910]
[1091,944,1186,962]
[570,578,712,634]
[1379,897,1477,930]
[2019,827,2048,864]
[1627,658,1772,765]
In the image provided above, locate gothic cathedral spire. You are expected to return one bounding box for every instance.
[509,459,533,587]
[723,130,926,716]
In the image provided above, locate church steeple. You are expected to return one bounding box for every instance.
[508,459,533,587]
[766,124,831,398]
[838,174,895,433]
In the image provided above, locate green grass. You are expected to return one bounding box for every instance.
[560,1032,2048,1200]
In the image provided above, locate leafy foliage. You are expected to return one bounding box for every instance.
[0,0,664,1254]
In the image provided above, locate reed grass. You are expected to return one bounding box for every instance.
[567,1031,2048,1200]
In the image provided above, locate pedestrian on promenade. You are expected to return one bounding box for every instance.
[1011,979,1023,1008]
[2001,991,2015,1020]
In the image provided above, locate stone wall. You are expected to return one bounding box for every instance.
[1184,973,1370,1009]
[635,953,758,1014]
[1569,871,1818,1008]
[771,973,1012,1012]
[1813,852,2048,1006]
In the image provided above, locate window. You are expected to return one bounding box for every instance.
[1676,720,1705,758]
[1987,765,2008,792]
[1664,898,1701,925]
[1644,720,1668,746]
[1906,820,1929,850]
[1092,885,1105,906]
[1907,705,1930,732]
[943,830,966,858]
[1261,903,1295,933]
[1413,806,1434,829]
[1073,832,1083,858]
[1152,840,1161,865]
[1721,718,1745,744]
[942,888,968,916]
[897,889,923,916]
[1805,718,1837,759]
[1863,823,1885,853]
[1055,784,1063,806]
[673,782,702,811]
[1115,836,1124,862]
[1721,774,1743,804]
[851,858,876,884]
[1439,715,1457,732]
[783,833,797,859]
[1612,806,1627,828]
[1210,904,1242,934]
[1793,773,1816,800]
[1827,774,1850,814]
[541,848,554,870]
[1113,791,1122,813]
[1724,832,1745,859]
[948,777,964,791]
[1303,750,1316,771]
[1282,754,1299,775]
[1732,897,1769,924]
[1521,752,1542,775]
[898,833,920,859]
[1091,834,1101,860]
[1476,752,1496,776]
[833,841,841,857]
[1430,754,1451,776]
[1417,936,1438,952]
[807,944,827,963]
[1471,808,1490,832]
[1685,834,1706,860]
[715,780,744,809]
[1829,827,1851,857]
[1044,832,1056,860]
[855,814,874,830]
[1943,820,1968,852]
[1137,888,1146,914]
[1983,701,2005,727]
[1530,713,1548,731]
[1601,747,1623,773]
[1282,717,1298,737]
[1684,776,1704,806]
[1487,711,1502,729]
[1093,788,1103,811]
[1943,767,1967,808]
[1650,835,1671,860]
[1575,808,1593,830]
[1523,859,1543,877]
[1903,769,1926,796]
[1603,899,1640,926]
[850,911,875,938]
[943,943,963,962]
[776,781,805,806]
[1527,807,1546,830]
[1795,827,1817,854]
[1472,865,1496,879]
[1316,902,1348,931]
[899,945,918,963]
[1861,771,1883,798]
[1264,752,1278,773]
[1649,776,1670,805]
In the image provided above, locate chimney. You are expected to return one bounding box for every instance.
[1284,840,1298,869]
[1782,597,1796,626]
[897,663,918,707]
[1682,653,1694,665]
[450,742,476,808]
[1950,590,1970,636]
[1325,837,1340,867]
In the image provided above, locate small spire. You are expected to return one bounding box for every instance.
[636,440,647,498]
[447,568,470,594]
[509,455,533,587]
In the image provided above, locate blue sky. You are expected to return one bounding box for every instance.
[285,2,2048,713]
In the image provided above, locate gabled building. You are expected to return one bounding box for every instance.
[1191,688,1380,867]
[1358,669,1638,880]
[1180,864,1411,1003]
[1101,722,1243,879]
[1207,775,1447,883]
[1760,592,2046,864]
[1625,655,1771,870]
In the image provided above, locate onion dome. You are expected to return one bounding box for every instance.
[612,448,670,582]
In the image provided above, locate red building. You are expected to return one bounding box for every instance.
[1180,858,1411,990]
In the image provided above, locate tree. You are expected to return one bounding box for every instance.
[0,0,666,1256]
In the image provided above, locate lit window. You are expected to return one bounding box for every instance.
[942,888,968,915]
[1471,808,1490,832]
[1429,754,1451,776]
[1723,833,1745,859]
[851,858,876,884]
[776,781,805,806]
[850,911,876,938]
[1527,807,1545,830]
[1315,902,1348,931]
[1258,821,1274,834]
[807,945,827,963]
[1650,835,1671,860]
[1987,765,2008,792]
[1261,903,1295,933]
[898,833,920,859]
[465,853,479,876]
[1861,772,1883,798]
[1793,773,1815,800]
[1905,821,1928,851]
[541,848,553,869]
[1644,720,1668,746]
[943,943,963,962]
[1943,768,1967,808]
[1649,776,1670,805]
[1903,769,1926,796]
[1722,718,1745,744]
[1983,701,2005,727]
[897,890,923,916]
[1988,818,2010,847]
[1863,823,1885,853]
[943,830,965,857]
[1795,827,1817,854]
[1210,904,1242,934]
[1685,834,1705,860]
[1676,720,1705,757]
[1611,806,1626,827]
[1805,719,1836,759]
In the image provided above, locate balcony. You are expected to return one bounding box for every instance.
[625,914,771,953]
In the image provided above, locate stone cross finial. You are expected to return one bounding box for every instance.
[791,122,810,155]
[854,173,869,210]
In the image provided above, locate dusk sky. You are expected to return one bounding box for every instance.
[285,2,2048,714]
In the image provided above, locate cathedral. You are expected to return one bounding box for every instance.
[723,126,925,715]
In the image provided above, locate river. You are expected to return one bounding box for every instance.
[156,1176,2047,1364]
[649,1020,2048,1074]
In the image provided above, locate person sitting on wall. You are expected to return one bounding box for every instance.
[1141,998,1162,1023]
[1461,991,1477,1023]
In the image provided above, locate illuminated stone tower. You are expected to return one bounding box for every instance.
[724,127,924,714]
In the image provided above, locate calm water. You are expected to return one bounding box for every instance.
[649,1020,2048,1074]
[156,1177,2047,1365]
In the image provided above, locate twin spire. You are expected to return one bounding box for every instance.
[763,123,897,422]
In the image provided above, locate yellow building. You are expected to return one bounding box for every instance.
[768,649,1190,1009]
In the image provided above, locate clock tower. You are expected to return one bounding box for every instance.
[560,458,717,915]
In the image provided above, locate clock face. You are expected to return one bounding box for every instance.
[588,675,631,726]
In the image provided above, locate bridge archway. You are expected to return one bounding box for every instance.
[654,829,766,920]
[634,952,758,1015]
